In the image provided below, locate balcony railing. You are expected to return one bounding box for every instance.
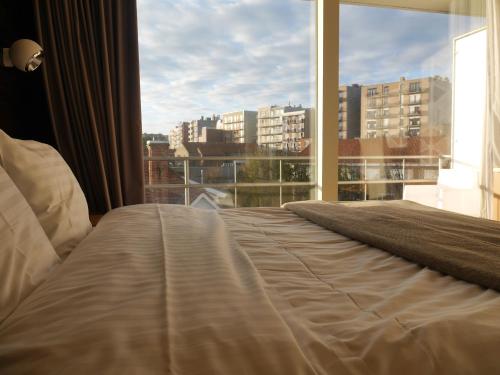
[144,156,314,207]
[338,155,450,200]
[144,155,451,207]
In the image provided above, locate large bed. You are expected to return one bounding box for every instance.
[1,202,500,374]
[1,130,500,374]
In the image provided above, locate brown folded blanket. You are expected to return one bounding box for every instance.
[284,200,500,292]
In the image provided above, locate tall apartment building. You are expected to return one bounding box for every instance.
[338,84,361,139]
[188,115,219,143]
[221,110,257,144]
[360,76,451,139]
[169,122,189,150]
[257,105,304,150]
[283,108,311,152]
[257,105,285,150]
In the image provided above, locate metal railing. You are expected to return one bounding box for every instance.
[338,155,450,200]
[144,155,450,206]
[144,156,314,206]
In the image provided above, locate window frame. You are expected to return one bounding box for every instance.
[318,0,463,202]
[316,0,339,201]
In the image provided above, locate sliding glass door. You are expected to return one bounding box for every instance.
[338,0,489,217]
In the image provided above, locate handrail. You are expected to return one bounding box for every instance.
[144,154,450,206]
[143,155,450,161]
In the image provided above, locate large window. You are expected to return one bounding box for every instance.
[338,0,488,217]
[138,0,317,209]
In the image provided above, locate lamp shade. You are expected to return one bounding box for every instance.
[2,39,44,72]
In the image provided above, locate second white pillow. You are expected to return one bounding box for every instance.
[0,130,92,258]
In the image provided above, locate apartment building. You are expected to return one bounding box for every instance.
[257,105,304,150]
[283,108,312,152]
[221,110,257,144]
[338,84,361,139]
[168,122,189,150]
[198,127,233,143]
[257,105,285,150]
[188,115,219,143]
[360,76,451,139]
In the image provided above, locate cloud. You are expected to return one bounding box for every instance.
[138,1,468,134]
[339,5,452,85]
[137,0,315,133]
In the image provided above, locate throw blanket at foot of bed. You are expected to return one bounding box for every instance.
[284,200,500,292]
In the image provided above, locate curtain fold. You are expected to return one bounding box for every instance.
[482,0,500,218]
[33,0,144,213]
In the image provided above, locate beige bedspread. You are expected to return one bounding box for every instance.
[1,204,500,374]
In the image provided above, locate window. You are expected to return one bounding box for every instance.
[409,106,421,115]
[409,82,421,93]
[367,110,377,119]
[139,0,317,208]
[409,118,421,127]
[409,94,421,104]
[339,0,486,208]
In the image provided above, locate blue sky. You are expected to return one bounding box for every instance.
[137,1,455,134]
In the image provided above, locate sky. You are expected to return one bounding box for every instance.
[137,1,463,134]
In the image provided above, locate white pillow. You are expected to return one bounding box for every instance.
[0,130,92,258]
[0,165,60,323]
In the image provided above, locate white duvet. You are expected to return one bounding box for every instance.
[0,204,499,374]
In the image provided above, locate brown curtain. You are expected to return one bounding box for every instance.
[33,0,144,213]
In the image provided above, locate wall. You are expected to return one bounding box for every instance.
[0,0,54,145]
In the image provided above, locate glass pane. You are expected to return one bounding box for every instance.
[339,1,487,217]
[139,0,317,208]
[282,186,315,204]
[236,187,281,208]
[189,187,236,209]
[145,187,185,205]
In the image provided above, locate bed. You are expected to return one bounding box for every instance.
[1,131,500,374]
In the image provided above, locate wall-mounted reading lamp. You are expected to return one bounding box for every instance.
[1,39,44,72]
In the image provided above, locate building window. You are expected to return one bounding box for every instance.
[383,86,389,94]
[367,88,377,97]
[409,94,421,104]
[409,118,421,126]
[409,82,421,93]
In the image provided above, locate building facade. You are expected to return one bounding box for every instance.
[338,84,361,139]
[257,105,309,150]
[169,122,189,150]
[198,127,233,143]
[360,76,451,139]
[188,115,219,143]
[283,108,311,152]
[257,105,286,150]
[221,110,257,144]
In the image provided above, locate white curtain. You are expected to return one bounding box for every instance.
[482,0,500,218]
